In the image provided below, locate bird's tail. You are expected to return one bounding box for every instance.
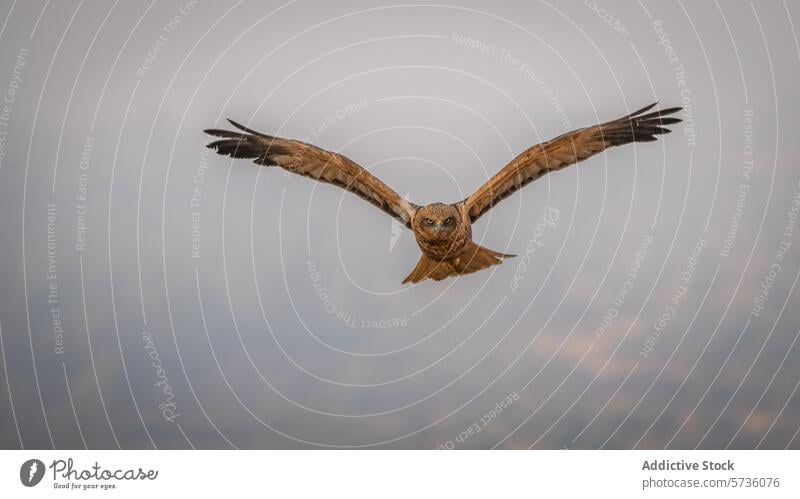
[401,242,514,284]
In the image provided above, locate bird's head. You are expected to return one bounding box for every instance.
[413,203,461,239]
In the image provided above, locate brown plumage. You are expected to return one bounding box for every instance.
[205,102,681,284]
[205,120,416,227]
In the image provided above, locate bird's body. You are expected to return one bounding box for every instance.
[411,203,469,261]
[403,202,511,284]
[205,102,681,284]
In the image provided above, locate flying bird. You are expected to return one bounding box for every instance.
[205,103,681,284]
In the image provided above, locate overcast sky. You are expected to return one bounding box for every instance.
[1,0,799,449]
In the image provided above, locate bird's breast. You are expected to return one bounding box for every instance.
[415,222,472,261]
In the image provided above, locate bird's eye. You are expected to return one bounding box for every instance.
[444,217,452,225]
[425,218,434,225]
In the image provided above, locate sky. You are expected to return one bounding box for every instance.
[0,0,799,449]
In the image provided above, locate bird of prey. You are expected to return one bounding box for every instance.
[205,103,681,284]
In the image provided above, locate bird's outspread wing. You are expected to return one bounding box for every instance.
[459,103,682,222]
[205,120,418,228]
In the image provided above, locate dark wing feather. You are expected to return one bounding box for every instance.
[205,120,418,228]
[460,103,682,222]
